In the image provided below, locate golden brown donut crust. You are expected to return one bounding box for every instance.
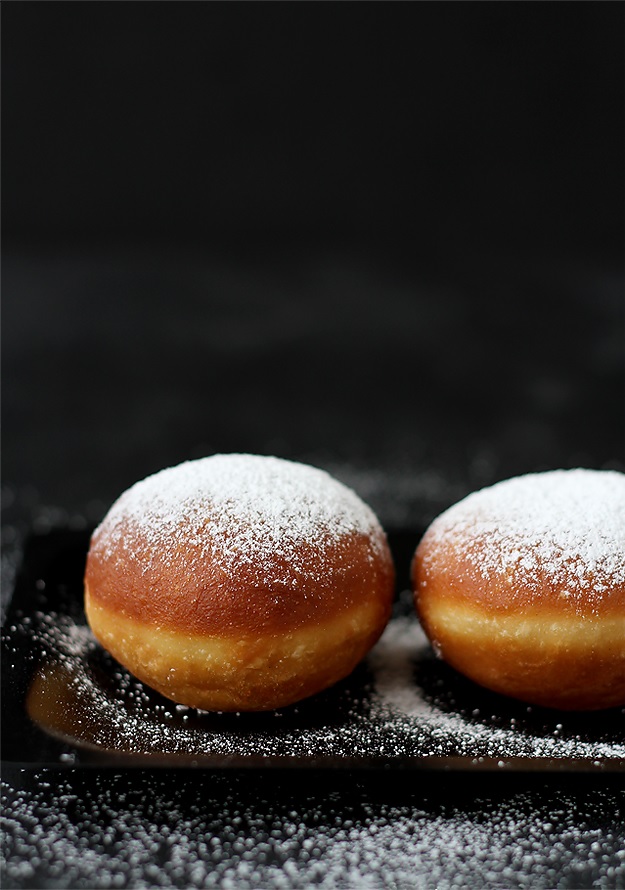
[86,522,393,637]
[85,592,390,712]
[84,455,395,711]
[413,469,625,711]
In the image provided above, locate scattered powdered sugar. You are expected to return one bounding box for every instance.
[95,454,385,584]
[10,606,624,766]
[2,769,624,888]
[422,469,625,608]
[369,616,625,763]
[4,598,625,886]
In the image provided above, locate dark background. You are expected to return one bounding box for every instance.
[2,6,624,888]
[3,1,624,532]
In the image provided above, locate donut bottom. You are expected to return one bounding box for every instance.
[85,590,388,712]
[417,598,625,711]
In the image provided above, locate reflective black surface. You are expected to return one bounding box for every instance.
[3,530,623,775]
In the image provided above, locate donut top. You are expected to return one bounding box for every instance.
[92,454,386,590]
[418,469,625,613]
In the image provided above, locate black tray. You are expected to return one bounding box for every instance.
[2,530,623,773]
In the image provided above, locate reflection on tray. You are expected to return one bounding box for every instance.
[25,630,377,758]
[3,531,625,771]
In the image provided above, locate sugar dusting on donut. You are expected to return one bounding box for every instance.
[420,469,625,610]
[96,454,386,586]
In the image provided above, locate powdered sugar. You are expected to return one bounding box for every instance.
[12,606,624,767]
[94,455,385,585]
[4,604,625,882]
[421,469,625,609]
[370,616,625,763]
[3,770,624,888]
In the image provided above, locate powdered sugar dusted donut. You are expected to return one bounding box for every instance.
[412,469,625,710]
[85,455,395,711]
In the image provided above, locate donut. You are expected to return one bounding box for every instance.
[84,454,395,712]
[412,469,625,711]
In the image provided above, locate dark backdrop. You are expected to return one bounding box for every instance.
[4,2,623,258]
[3,1,624,536]
[2,7,624,885]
